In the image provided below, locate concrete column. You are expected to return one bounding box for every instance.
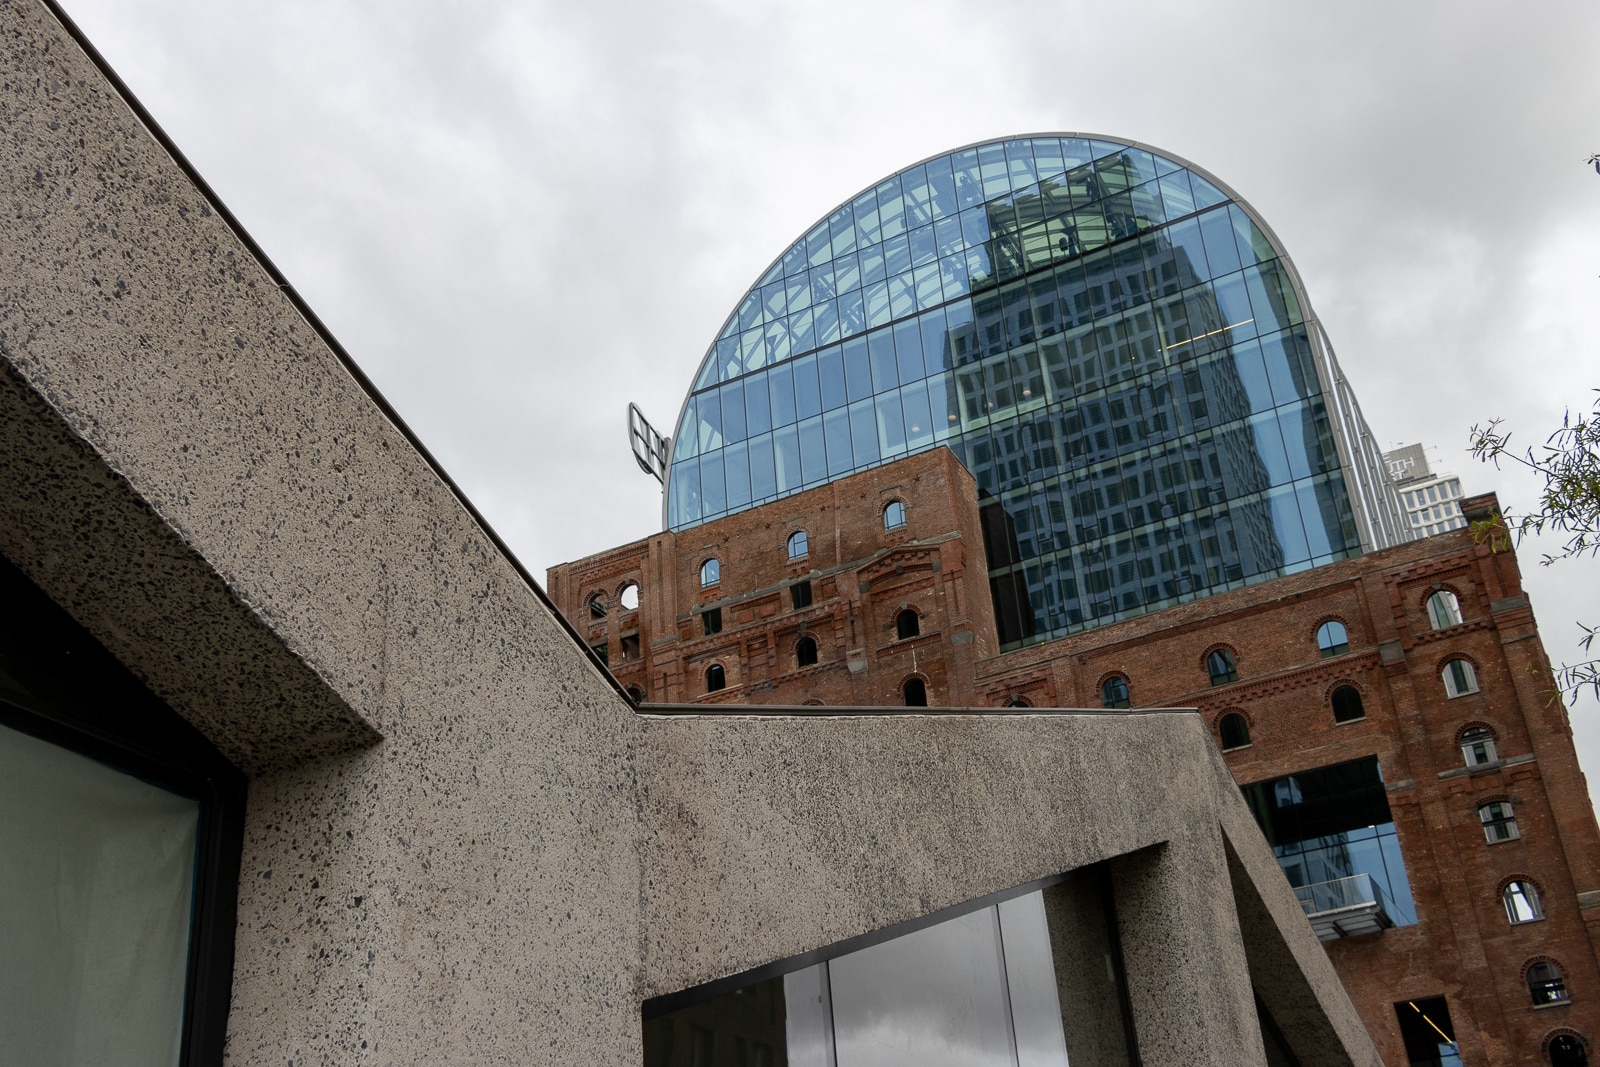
[1111,831,1266,1066]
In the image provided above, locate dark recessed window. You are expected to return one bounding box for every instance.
[790,581,813,610]
[787,531,808,560]
[1101,676,1130,709]
[589,640,609,666]
[588,593,607,620]
[796,636,818,668]
[619,634,641,661]
[1332,686,1365,723]
[883,500,907,530]
[1504,880,1544,923]
[903,678,928,706]
[1528,962,1569,1005]
[1461,727,1498,766]
[625,684,646,702]
[1316,620,1349,657]
[1549,1034,1588,1066]
[1207,649,1237,685]
[700,558,720,587]
[1219,713,1250,750]
[706,664,726,692]
[1006,697,1031,708]
[1427,590,1463,630]
[701,608,723,636]
[896,610,920,640]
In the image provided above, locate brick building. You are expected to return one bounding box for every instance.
[550,454,1600,1064]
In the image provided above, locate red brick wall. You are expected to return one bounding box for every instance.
[549,469,1600,1065]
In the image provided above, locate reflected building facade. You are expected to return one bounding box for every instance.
[665,135,1408,647]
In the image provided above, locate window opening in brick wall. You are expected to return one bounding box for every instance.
[1461,727,1498,766]
[1207,649,1237,685]
[1480,801,1519,843]
[620,634,641,661]
[1529,962,1570,1006]
[787,531,808,560]
[619,583,640,612]
[1101,676,1130,709]
[791,581,813,610]
[705,664,726,692]
[1331,686,1365,723]
[1393,997,1459,1066]
[903,678,928,706]
[1504,880,1544,923]
[896,610,920,640]
[796,636,818,668]
[1219,713,1250,750]
[700,558,720,587]
[1549,1034,1589,1066]
[589,594,607,620]
[1427,590,1463,630]
[883,500,907,530]
[1443,659,1479,698]
[702,608,722,636]
[1316,621,1349,657]
[589,641,609,666]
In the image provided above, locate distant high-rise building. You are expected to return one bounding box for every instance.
[1385,442,1470,538]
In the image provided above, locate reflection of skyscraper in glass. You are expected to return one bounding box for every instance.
[665,135,1408,647]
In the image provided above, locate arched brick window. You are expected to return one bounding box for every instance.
[896,609,920,640]
[1316,620,1349,657]
[588,593,607,620]
[1332,685,1365,723]
[1461,726,1498,766]
[1443,658,1480,698]
[1427,589,1464,630]
[787,530,809,560]
[1219,713,1250,750]
[1207,648,1237,686]
[1527,961,1570,1005]
[1101,676,1130,709]
[883,500,907,530]
[796,635,818,668]
[1504,879,1544,924]
[705,663,726,693]
[903,677,928,707]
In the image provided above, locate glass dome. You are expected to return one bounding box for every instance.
[664,134,1403,646]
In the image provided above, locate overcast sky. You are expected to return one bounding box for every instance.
[60,0,1600,760]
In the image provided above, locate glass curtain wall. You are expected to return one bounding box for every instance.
[665,135,1401,648]
[1242,756,1417,927]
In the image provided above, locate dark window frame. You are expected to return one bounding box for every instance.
[702,608,723,636]
[896,609,920,640]
[0,553,246,1067]
[1101,676,1131,709]
[1206,648,1238,686]
[706,663,727,692]
[796,636,818,668]
[790,581,813,610]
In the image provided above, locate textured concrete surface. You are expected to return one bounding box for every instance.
[1,2,1380,1063]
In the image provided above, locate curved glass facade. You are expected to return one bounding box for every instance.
[666,135,1404,646]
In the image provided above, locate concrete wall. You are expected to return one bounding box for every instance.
[1,2,1379,1062]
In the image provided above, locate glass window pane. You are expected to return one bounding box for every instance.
[894,320,927,384]
[843,337,874,402]
[849,399,880,468]
[818,347,847,411]
[798,416,827,485]
[824,408,854,477]
[749,433,777,501]
[793,353,822,420]
[1,723,200,1067]
[868,330,900,393]
[724,440,751,510]
[768,362,797,427]
[875,390,907,458]
[719,380,747,443]
[829,907,1016,1067]
[700,450,726,517]
[775,424,802,494]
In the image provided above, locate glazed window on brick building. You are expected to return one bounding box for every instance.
[1529,962,1570,1006]
[702,608,722,636]
[1219,713,1250,750]
[700,558,720,587]
[1101,676,1130,709]
[1394,997,1460,1066]
[1442,659,1479,698]
[796,636,818,668]
[1207,649,1237,686]
[903,678,928,706]
[1243,756,1419,929]
[1461,727,1498,766]
[1316,621,1349,657]
[1480,801,1519,843]
[896,610,920,640]
[1427,590,1463,630]
[790,581,813,610]
[705,664,726,692]
[1504,880,1544,924]
[883,500,907,530]
[787,531,808,560]
[1332,686,1365,723]
[588,593,607,620]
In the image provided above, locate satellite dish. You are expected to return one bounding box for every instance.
[628,403,670,485]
